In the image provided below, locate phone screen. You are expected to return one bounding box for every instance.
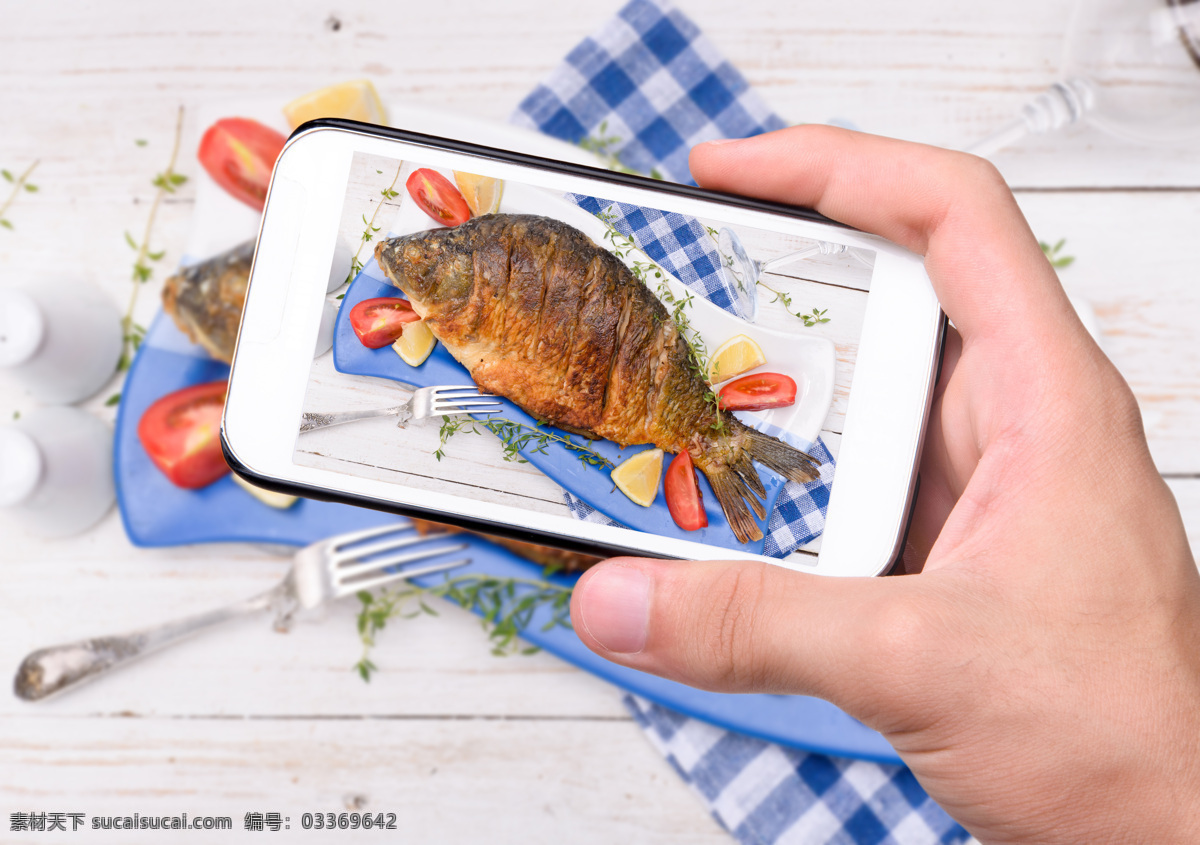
[283,145,878,567]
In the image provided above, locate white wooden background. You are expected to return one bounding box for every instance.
[2,1,1198,842]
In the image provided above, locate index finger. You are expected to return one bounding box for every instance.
[689,126,1072,342]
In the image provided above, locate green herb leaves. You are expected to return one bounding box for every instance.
[435,415,613,470]
[345,163,404,287]
[117,106,187,373]
[353,569,574,679]
[0,160,40,231]
[1040,238,1076,270]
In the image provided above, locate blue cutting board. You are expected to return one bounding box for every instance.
[113,313,897,765]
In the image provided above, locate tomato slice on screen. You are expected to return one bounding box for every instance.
[197,117,287,211]
[137,381,230,489]
[664,451,708,532]
[406,168,472,227]
[349,297,421,348]
[717,372,798,412]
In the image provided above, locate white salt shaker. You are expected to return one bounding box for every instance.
[0,283,123,404]
[0,407,114,538]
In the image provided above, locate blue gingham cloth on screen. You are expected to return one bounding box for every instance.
[512,3,974,845]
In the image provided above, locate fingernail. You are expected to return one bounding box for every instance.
[704,137,739,146]
[577,564,651,654]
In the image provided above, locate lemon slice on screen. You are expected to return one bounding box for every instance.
[707,334,766,384]
[232,473,299,510]
[610,448,664,507]
[283,80,387,129]
[453,172,504,216]
[392,320,436,366]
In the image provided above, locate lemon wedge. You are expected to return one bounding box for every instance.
[392,320,436,366]
[611,448,664,507]
[233,473,299,510]
[453,172,504,216]
[283,79,387,129]
[707,334,766,384]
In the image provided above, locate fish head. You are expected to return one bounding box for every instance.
[375,230,444,301]
[160,240,254,364]
[375,228,473,309]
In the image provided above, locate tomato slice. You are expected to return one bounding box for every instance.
[137,381,230,489]
[406,168,472,227]
[197,117,286,212]
[717,372,797,412]
[349,297,420,348]
[664,451,708,532]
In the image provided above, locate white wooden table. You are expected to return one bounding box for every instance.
[2,2,1197,841]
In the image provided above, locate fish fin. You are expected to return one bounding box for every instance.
[706,466,765,544]
[741,427,820,485]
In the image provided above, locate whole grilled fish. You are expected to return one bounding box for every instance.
[161,240,254,364]
[375,214,818,544]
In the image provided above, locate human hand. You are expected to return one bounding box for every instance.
[569,127,1200,843]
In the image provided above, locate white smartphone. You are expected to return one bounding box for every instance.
[222,121,944,577]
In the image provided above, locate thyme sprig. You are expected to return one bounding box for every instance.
[597,210,726,432]
[705,226,832,328]
[435,415,613,470]
[577,121,664,180]
[0,159,40,231]
[344,163,404,287]
[1039,238,1075,269]
[117,106,187,372]
[353,570,574,679]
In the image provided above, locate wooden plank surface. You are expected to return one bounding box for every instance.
[2,0,1198,841]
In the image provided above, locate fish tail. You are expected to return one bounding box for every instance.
[740,427,820,485]
[706,466,765,544]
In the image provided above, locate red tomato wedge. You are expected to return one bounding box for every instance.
[717,372,797,412]
[349,297,420,348]
[137,381,230,489]
[197,117,286,211]
[406,168,471,227]
[664,451,708,532]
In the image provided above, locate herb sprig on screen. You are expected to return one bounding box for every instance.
[0,160,39,231]
[577,121,663,180]
[435,415,613,470]
[344,163,404,287]
[117,106,188,372]
[597,210,726,432]
[353,570,574,680]
[1040,238,1075,269]
[705,226,831,327]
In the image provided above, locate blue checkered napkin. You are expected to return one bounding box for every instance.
[570,193,742,313]
[512,0,785,185]
[626,696,972,845]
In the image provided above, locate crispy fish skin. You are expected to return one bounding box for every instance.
[161,240,254,364]
[376,214,818,544]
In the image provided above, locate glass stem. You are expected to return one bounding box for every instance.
[964,77,1096,158]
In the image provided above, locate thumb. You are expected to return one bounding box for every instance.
[570,557,934,724]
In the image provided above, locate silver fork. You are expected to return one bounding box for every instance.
[300,385,501,433]
[13,521,470,702]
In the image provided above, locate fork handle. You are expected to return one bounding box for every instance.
[13,587,286,702]
[300,405,412,433]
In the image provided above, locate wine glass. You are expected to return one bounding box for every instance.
[966,0,1200,156]
[718,228,874,323]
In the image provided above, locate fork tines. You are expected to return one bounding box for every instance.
[431,387,502,417]
[330,524,470,594]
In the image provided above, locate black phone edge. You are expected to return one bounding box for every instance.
[289,117,851,231]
